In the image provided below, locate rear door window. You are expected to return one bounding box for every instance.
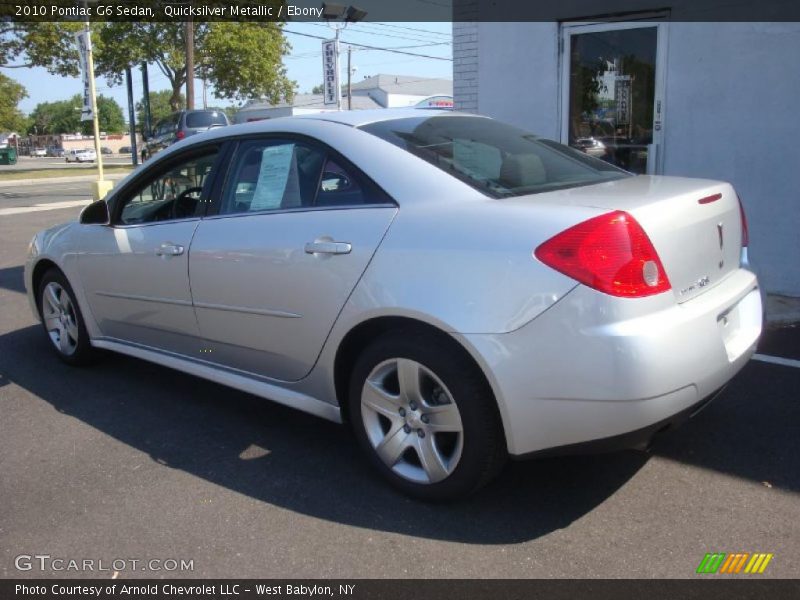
[218,138,393,215]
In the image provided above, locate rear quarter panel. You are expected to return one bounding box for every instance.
[337,198,605,335]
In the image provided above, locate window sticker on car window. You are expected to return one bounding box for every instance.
[250,144,296,211]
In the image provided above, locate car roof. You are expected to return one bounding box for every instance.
[154,109,485,154]
[196,109,483,142]
[293,108,472,127]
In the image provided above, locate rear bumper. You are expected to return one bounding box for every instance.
[458,268,761,457]
[513,385,725,460]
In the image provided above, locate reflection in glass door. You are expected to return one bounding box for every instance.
[563,24,663,174]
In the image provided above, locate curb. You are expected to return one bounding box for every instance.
[766,294,800,328]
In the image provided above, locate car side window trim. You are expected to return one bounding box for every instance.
[202,203,399,222]
[204,133,397,219]
[109,143,227,226]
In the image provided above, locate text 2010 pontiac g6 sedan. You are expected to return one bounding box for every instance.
[25,110,762,500]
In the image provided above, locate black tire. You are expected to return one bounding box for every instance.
[37,268,98,366]
[348,330,507,501]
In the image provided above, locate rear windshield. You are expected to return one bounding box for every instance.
[359,116,630,198]
[185,111,228,129]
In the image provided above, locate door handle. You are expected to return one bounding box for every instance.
[304,241,352,255]
[155,242,185,256]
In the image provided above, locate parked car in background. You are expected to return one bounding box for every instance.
[46,146,65,158]
[25,110,762,500]
[118,146,132,154]
[141,109,229,161]
[31,147,47,157]
[100,147,113,155]
[65,148,96,163]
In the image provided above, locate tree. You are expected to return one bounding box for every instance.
[311,84,324,94]
[0,22,84,75]
[28,94,125,135]
[1,21,296,111]
[221,105,239,121]
[94,95,126,134]
[0,73,28,132]
[28,99,78,135]
[136,89,184,135]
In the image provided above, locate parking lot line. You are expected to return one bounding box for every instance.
[752,353,800,369]
[0,199,91,216]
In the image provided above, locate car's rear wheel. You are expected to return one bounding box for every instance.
[348,331,507,501]
[38,269,96,366]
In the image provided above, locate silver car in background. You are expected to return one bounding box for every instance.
[65,148,97,163]
[25,110,762,500]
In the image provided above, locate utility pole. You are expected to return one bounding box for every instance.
[186,19,195,110]
[125,67,138,166]
[347,45,352,110]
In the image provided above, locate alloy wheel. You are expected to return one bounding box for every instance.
[361,358,464,484]
[41,282,79,356]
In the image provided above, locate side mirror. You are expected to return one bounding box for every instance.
[79,200,110,225]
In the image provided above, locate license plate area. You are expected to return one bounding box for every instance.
[717,288,762,362]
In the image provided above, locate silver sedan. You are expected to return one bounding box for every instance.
[25,110,762,500]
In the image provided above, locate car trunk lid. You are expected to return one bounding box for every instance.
[528,175,744,303]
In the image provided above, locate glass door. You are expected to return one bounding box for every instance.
[560,22,666,174]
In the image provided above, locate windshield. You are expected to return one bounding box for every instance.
[185,111,228,129]
[359,116,630,198]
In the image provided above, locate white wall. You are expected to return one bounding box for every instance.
[662,23,800,296]
[453,22,479,112]
[457,21,800,296]
[476,22,561,140]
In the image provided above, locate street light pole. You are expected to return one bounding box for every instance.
[335,26,341,111]
[141,62,152,140]
[186,19,195,110]
[322,4,367,112]
[81,1,111,200]
[125,67,138,166]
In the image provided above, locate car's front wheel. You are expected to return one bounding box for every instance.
[349,331,507,501]
[38,269,97,365]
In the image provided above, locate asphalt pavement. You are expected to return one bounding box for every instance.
[1,181,798,579]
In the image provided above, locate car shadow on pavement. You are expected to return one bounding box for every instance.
[0,325,651,545]
[648,359,800,493]
[0,266,25,295]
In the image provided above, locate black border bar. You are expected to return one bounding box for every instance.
[4,579,800,600]
[2,0,800,22]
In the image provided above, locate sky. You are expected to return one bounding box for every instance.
[10,22,453,118]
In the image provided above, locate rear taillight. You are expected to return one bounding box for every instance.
[176,130,186,140]
[534,211,671,298]
[737,195,749,248]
